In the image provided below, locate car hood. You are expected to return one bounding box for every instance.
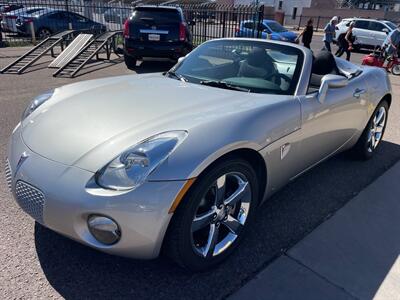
[21,73,290,172]
[280,31,297,40]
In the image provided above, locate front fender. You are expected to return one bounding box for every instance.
[148,98,301,181]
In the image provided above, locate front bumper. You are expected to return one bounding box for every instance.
[7,123,187,259]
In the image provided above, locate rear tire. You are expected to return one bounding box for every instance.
[352,100,389,160]
[164,158,259,271]
[36,27,52,40]
[124,54,137,70]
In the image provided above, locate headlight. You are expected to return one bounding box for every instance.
[22,89,54,120]
[96,131,188,191]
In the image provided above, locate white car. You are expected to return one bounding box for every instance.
[336,18,397,50]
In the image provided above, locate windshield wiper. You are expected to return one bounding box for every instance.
[199,80,250,92]
[164,70,187,82]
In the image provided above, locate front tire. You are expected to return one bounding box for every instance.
[37,27,52,39]
[164,158,259,271]
[352,100,389,160]
[391,64,400,75]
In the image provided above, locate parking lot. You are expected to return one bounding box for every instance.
[1,39,400,299]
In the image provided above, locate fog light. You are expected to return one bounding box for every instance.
[87,215,121,245]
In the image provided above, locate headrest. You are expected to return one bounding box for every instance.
[312,51,338,75]
[247,47,273,67]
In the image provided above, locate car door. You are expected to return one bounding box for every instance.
[242,21,255,38]
[353,20,371,46]
[70,12,91,31]
[368,21,389,46]
[296,75,368,175]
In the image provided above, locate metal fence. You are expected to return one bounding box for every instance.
[0,0,335,47]
[284,15,333,32]
[0,0,269,47]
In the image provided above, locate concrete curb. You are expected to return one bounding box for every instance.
[230,161,400,300]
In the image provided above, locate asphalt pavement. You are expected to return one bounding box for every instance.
[1,40,400,299]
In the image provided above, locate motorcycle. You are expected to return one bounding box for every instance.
[361,45,400,75]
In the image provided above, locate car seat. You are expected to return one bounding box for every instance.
[238,47,277,80]
[309,50,340,88]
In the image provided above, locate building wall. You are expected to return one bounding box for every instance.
[232,0,312,16]
[310,0,336,9]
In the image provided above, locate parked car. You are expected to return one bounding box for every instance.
[0,3,23,14]
[1,6,43,33]
[236,19,298,42]
[123,5,193,69]
[335,18,397,50]
[7,38,391,271]
[15,8,106,39]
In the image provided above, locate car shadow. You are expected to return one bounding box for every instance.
[134,60,176,74]
[35,140,400,300]
[73,57,125,77]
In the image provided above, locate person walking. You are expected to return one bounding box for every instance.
[323,16,338,52]
[382,24,400,60]
[335,21,355,61]
[296,18,314,49]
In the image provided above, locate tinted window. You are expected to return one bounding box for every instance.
[369,22,385,31]
[132,8,181,25]
[173,40,303,95]
[355,20,370,29]
[243,22,254,30]
[70,13,88,22]
[47,12,68,20]
[384,21,396,30]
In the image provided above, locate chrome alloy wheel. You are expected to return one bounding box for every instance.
[191,172,251,258]
[368,106,386,153]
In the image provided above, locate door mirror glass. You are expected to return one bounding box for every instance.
[318,74,348,103]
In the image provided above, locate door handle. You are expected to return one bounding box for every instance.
[353,88,366,98]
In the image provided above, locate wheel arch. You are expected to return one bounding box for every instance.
[381,93,392,108]
[161,147,268,259]
[177,147,268,211]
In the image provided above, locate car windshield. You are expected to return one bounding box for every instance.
[170,39,303,95]
[266,21,287,33]
[384,21,397,30]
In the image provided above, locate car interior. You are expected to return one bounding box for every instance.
[308,51,343,93]
[176,44,300,95]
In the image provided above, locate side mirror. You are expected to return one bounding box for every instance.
[382,28,389,34]
[318,74,348,103]
[177,56,185,64]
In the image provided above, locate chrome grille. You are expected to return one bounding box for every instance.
[5,159,12,190]
[15,181,45,224]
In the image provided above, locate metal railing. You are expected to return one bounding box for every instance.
[0,0,267,47]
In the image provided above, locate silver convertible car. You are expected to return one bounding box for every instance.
[6,38,391,271]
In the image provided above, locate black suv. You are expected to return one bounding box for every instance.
[123,6,193,69]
